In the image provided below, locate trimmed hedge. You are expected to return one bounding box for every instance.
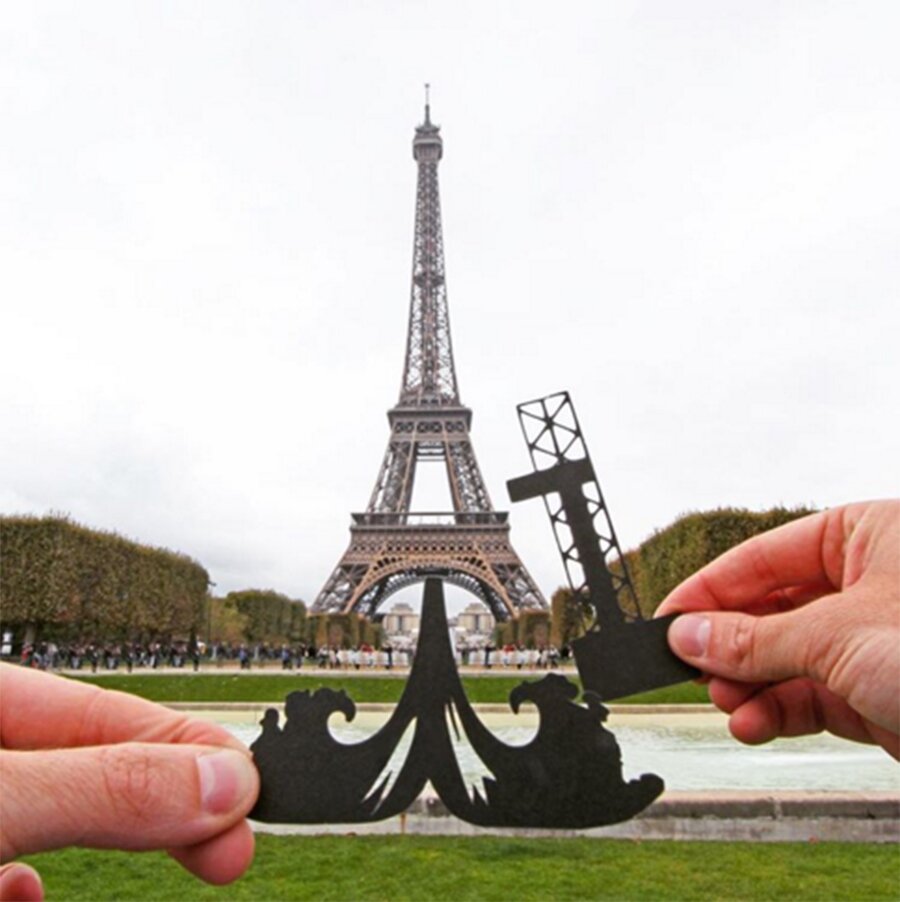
[223,589,307,644]
[550,506,817,637]
[620,505,816,614]
[308,612,383,649]
[492,610,552,649]
[549,587,591,648]
[0,515,209,642]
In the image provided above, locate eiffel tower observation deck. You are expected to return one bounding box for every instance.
[312,99,545,621]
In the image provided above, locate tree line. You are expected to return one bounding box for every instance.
[208,590,308,645]
[1,515,209,645]
[0,517,316,650]
[2,506,815,653]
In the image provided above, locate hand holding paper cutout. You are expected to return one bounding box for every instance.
[658,500,900,759]
[0,665,259,901]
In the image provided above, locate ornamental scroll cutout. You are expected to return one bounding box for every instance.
[251,578,662,827]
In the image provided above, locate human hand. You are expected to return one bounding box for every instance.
[0,664,259,901]
[656,500,900,759]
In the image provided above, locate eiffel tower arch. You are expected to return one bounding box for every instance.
[312,101,545,622]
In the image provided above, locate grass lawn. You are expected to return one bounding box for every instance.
[23,835,900,901]
[68,672,711,705]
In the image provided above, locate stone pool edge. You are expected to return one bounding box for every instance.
[250,791,899,844]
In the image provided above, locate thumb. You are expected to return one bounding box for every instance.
[0,863,43,902]
[1,744,258,860]
[667,609,823,685]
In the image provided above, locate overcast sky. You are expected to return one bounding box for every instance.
[3,2,898,610]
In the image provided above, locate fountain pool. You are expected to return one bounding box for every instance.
[201,708,899,793]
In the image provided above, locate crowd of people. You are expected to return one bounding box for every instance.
[306,641,570,670]
[6,637,575,672]
[14,640,200,672]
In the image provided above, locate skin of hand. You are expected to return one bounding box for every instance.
[656,500,900,760]
[0,664,260,901]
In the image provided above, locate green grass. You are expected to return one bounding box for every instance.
[68,672,710,705]
[23,835,900,901]
[618,682,710,705]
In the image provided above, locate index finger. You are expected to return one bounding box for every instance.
[655,508,845,617]
[0,664,244,753]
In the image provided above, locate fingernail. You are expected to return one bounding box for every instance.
[669,614,711,659]
[197,750,256,814]
[0,863,44,902]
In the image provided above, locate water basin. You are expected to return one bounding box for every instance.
[202,708,899,793]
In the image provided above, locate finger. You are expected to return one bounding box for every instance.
[666,607,832,686]
[655,508,846,617]
[728,678,900,759]
[743,581,836,616]
[0,863,43,902]
[0,664,243,752]
[168,819,255,885]
[0,744,258,860]
[707,676,768,714]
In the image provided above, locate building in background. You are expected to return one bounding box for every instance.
[382,602,420,640]
[456,601,495,639]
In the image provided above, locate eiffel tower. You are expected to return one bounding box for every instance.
[312,100,545,621]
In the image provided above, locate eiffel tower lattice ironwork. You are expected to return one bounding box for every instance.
[312,102,545,621]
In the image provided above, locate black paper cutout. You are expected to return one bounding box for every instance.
[250,390,702,826]
[251,577,663,826]
[507,391,700,700]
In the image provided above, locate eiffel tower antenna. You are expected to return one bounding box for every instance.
[312,103,545,621]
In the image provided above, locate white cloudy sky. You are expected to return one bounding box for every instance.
[2,2,898,608]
